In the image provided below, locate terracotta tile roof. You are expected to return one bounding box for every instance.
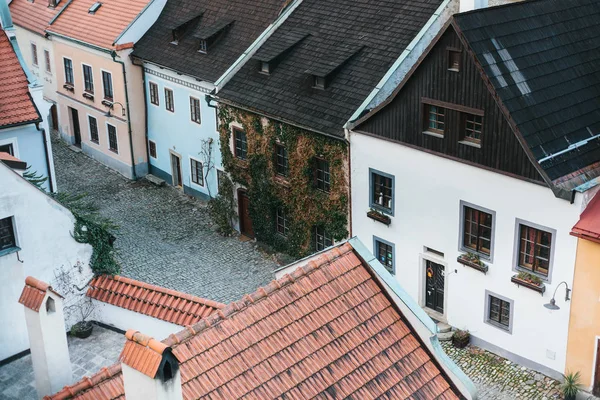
[0,151,27,170]
[9,0,60,36]
[86,275,225,326]
[44,364,124,400]
[48,243,462,399]
[0,30,41,128]
[18,276,63,312]
[46,0,151,49]
[119,330,167,378]
[572,192,600,241]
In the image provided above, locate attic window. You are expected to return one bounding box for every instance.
[48,0,60,8]
[88,2,101,14]
[313,76,326,90]
[198,40,207,54]
[260,61,270,75]
[448,49,461,72]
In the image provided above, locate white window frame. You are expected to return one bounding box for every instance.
[81,62,94,94]
[43,49,51,74]
[30,42,38,66]
[188,155,205,188]
[100,69,114,100]
[189,96,201,125]
[87,114,99,144]
[148,81,159,107]
[148,140,158,160]
[62,56,74,85]
[164,87,175,112]
[0,137,19,158]
[106,122,118,154]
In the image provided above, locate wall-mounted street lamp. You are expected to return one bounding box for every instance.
[104,101,126,117]
[544,281,571,310]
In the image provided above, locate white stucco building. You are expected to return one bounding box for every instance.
[0,160,92,361]
[346,0,600,379]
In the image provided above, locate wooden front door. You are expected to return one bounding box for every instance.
[70,107,81,147]
[594,339,600,396]
[425,260,445,314]
[238,190,254,238]
[170,153,182,187]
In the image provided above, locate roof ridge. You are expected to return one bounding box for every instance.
[90,274,226,309]
[163,242,354,347]
[43,363,122,400]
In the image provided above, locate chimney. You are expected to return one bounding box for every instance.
[120,330,183,400]
[18,276,72,399]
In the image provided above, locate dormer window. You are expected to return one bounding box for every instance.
[313,76,326,90]
[48,0,60,8]
[198,40,207,54]
[260,61,270,75]
[88,2,101,14]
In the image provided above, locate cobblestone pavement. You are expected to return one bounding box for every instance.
[52,135,278,304]
[442,342,562,399]
[0,325,124,400]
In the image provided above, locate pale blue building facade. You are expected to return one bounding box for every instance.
[143,63,222,199]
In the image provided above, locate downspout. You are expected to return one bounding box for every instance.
[39,127,55,192]
[141,64,150,167]
[346,128,352,237]
[111,50,137,180]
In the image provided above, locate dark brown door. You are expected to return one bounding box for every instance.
[594,339,600,396]
[51,104,59,130]
[425,260,445,314]
[70,107,81,147]
[170,153,182,187]
[238,190,254,238]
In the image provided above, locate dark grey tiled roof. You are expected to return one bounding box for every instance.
[454,0,600,182]
[133,0,286,83]
[218,0,444,137]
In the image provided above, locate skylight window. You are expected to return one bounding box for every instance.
[88,2,102,14]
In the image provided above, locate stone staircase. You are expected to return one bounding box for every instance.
[437,322,454,342]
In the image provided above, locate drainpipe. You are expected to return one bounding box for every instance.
[39,127,55,192]
[111,50,137,180]
[141,65,150,167]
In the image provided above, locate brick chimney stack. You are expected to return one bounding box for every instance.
[120,329,183,400]
[18,276,72,399]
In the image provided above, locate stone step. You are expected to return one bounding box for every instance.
[438,331,453,342]
[437,322,452,333]
[145,174,165,186]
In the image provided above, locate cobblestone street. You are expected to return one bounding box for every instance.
[52,136,278,304]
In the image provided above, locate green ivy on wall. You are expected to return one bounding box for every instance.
[218,105,349,257]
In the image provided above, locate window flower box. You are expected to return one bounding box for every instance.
[457,253,488,274]
[63,83,74,92]
[101,99,113,108]
[367,209,391,226]
[511,272,545,295]
[82,92,94,100]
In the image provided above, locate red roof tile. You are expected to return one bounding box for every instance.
[9,0,60,36]
[48,243,462,399]
[18,276,62,312]
[0,30,41,128]
[86,275,225,326]
[46,0,151,50]
[119,330,167,378]
[572,192,600,242]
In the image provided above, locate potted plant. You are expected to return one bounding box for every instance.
[366,208,391,225]
[452,329,470,349]
[561,371,582,400]
[69,296,95,338]
[511,271,546,294]
[457,252,488,273]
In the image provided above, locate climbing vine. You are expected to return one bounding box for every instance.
[218,105,349,257]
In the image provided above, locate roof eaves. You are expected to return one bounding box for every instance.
[214,0,303,91]
[113,0,158,46]
[45,30,112,52]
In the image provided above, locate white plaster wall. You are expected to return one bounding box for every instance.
[350,131,582,376]
[0,164,92,360]
[13,26,57,103]
[115,0,167,45]
[92,301,183,340]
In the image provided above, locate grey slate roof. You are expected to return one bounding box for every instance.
[454,0,600,183]
[218,0,445,138]
[132,0,286,83]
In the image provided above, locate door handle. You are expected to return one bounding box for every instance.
[427,291,431,295]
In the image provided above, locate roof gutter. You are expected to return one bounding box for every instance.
[213,0,303,92]
[344,0,455,130]
[46,30,112,54]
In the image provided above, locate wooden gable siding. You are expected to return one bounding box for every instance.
[357,27,544,183]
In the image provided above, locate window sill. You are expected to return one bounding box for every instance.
[82,92,94,100]
[485,320,511,334]
[510,275,546,295]
[448,68,459,73]
[456,255,488,274]
[109,148,119,154]
[369,204,393,216]
[90,139,99,145]
[422,131,444,139]
[274,175,290,188]
[0,246,21,258]
[458,140,481,149]
[63,84,74,92]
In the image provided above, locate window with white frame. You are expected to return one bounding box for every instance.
[88,116,99,143]
[64,58,74,85]
[313,226,332,251]
[148,140,157,159]
[370,169,394,214]
[149,82,159,105]
[31,43,38,66]
[107,124,118,153]
[190,158,203,186]
[83,64,94,93]
[165,88,174,112]
[190,97,201,124]
[0,217,17,253]
[44,50,51,73]
[102,71,113,100]
[276,208,289,237]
